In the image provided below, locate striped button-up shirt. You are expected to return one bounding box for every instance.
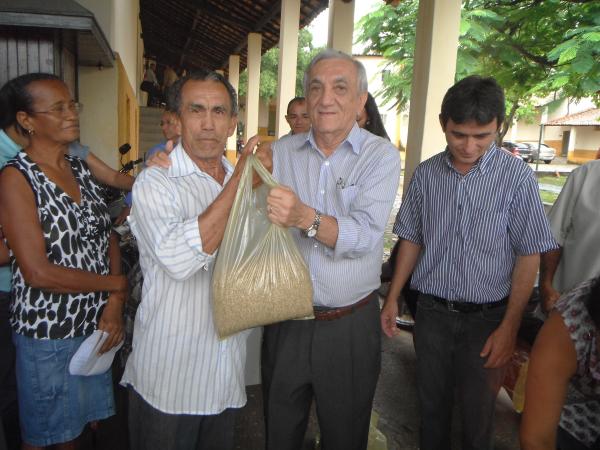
[394,144,557,304]
[122,143,248,414]
[272,124,401,308]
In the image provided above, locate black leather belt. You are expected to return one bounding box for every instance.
[431,295,508,313]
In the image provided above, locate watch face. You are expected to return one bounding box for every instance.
[307,228,317,238]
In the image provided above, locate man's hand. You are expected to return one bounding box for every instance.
[97,293,125,354]
[255,141,273,173]
[266,186,312,229]
[146,139,175,169]
[480,323,517,368]
[381,297,401,338]
[114,206,131,225]
[540,283,561,313]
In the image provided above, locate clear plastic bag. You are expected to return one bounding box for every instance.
[212,155,314,339]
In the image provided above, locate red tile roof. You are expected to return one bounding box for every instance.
[544,108,600,126]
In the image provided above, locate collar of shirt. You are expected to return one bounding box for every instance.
[0,129,22,165]
[306,122,365,156]
[167,142,233,180]
[443,142,498,175]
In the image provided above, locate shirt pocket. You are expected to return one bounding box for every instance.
[336,185,357,215]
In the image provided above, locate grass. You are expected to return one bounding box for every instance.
[536,175,567,187]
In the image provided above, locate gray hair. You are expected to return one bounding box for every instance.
[170,70,238,116]
[303,49,368,96]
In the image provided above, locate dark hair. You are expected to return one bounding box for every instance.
[0,73,61,135]
[170,70,238,116]
[440,75,505,129]
[587,276,600,330]
[286,97,305,115]
[363,92,390,140]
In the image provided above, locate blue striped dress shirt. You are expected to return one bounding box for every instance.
[272,124,401,308]
[122,143,248,414]
[394,144,557,304]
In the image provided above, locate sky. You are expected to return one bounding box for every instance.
[307,0,381,53]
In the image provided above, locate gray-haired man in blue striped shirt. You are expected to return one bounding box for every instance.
[258,49,401,450]
[381,75,557,450]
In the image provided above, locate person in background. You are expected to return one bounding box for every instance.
[145,109,181,163]
[381,75,557,450]
[357,92,390,141]
[258,49,400,450]
[284,97,311,135]
[520,275,600,450]
[0,72,127,450]
[122,71,258,450]
[539,158,600,312]
[142,62,162,107]
[162,64,179,96]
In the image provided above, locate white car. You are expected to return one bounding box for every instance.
[522,142,556,164]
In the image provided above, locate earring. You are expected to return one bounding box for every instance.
[27,129,35,135]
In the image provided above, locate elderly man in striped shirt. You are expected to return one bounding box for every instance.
[381,75,557,450]
[258,49,401,450]
[122,71,259,450]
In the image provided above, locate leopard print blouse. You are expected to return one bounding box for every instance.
[7,152,111,339]
[556,276,600,447]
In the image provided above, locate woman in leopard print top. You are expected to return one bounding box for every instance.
[0,73,128,449]
[521,276,600,449]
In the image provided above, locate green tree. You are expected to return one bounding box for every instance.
[239,28,323,102]
[357,0,600,139]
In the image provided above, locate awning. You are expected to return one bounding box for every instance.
[544,108,600,126]
[0,0,114,67]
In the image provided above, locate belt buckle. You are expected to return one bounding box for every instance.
[446,300,460,313]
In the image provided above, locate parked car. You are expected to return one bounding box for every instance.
[522,142,556,164]
[502,141,530,159]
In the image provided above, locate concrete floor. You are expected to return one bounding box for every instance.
[232,328,522,450]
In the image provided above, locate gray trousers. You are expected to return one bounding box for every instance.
[414,294,507,450]
[261,295,381,450]
[128,388,236,450]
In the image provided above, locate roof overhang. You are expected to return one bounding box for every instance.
[0,0,114,68]
[543,108,600,126]
[140,0,329,72]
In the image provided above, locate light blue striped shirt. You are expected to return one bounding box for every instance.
[394,143,557,304]
[122,143,248,414]
[273,124,401,308]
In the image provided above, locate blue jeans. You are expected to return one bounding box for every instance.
[414,293,507,450]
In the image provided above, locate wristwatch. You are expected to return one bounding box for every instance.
[304,210,321,238]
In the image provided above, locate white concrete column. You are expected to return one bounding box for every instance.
[327,0,354,54]
[245,33,262,141]
[275,0,301,137]
[403,0,461,191]
[226,55,241,163]
[567,126,577,154]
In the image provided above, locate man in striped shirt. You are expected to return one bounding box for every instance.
[258,50,401,450]
[381,76,557,450]
[122,71,259,450]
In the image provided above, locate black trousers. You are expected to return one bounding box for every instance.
[128,388,236,450]
[0,292,18,450]
[261,295,381,450]
[414,294,507,450]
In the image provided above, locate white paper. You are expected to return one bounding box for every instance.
[69,330,123,376]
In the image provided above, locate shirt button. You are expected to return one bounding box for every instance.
[320,190,325,195]
[314,243,318,248]
[324,161,330,166]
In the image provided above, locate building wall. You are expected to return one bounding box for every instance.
[76,0,142,168]
[78,64,119,167]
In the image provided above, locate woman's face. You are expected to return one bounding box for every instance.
[357,107,368,128]
[21,79,80,145]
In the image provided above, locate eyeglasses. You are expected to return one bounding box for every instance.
[31,102,83,116]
